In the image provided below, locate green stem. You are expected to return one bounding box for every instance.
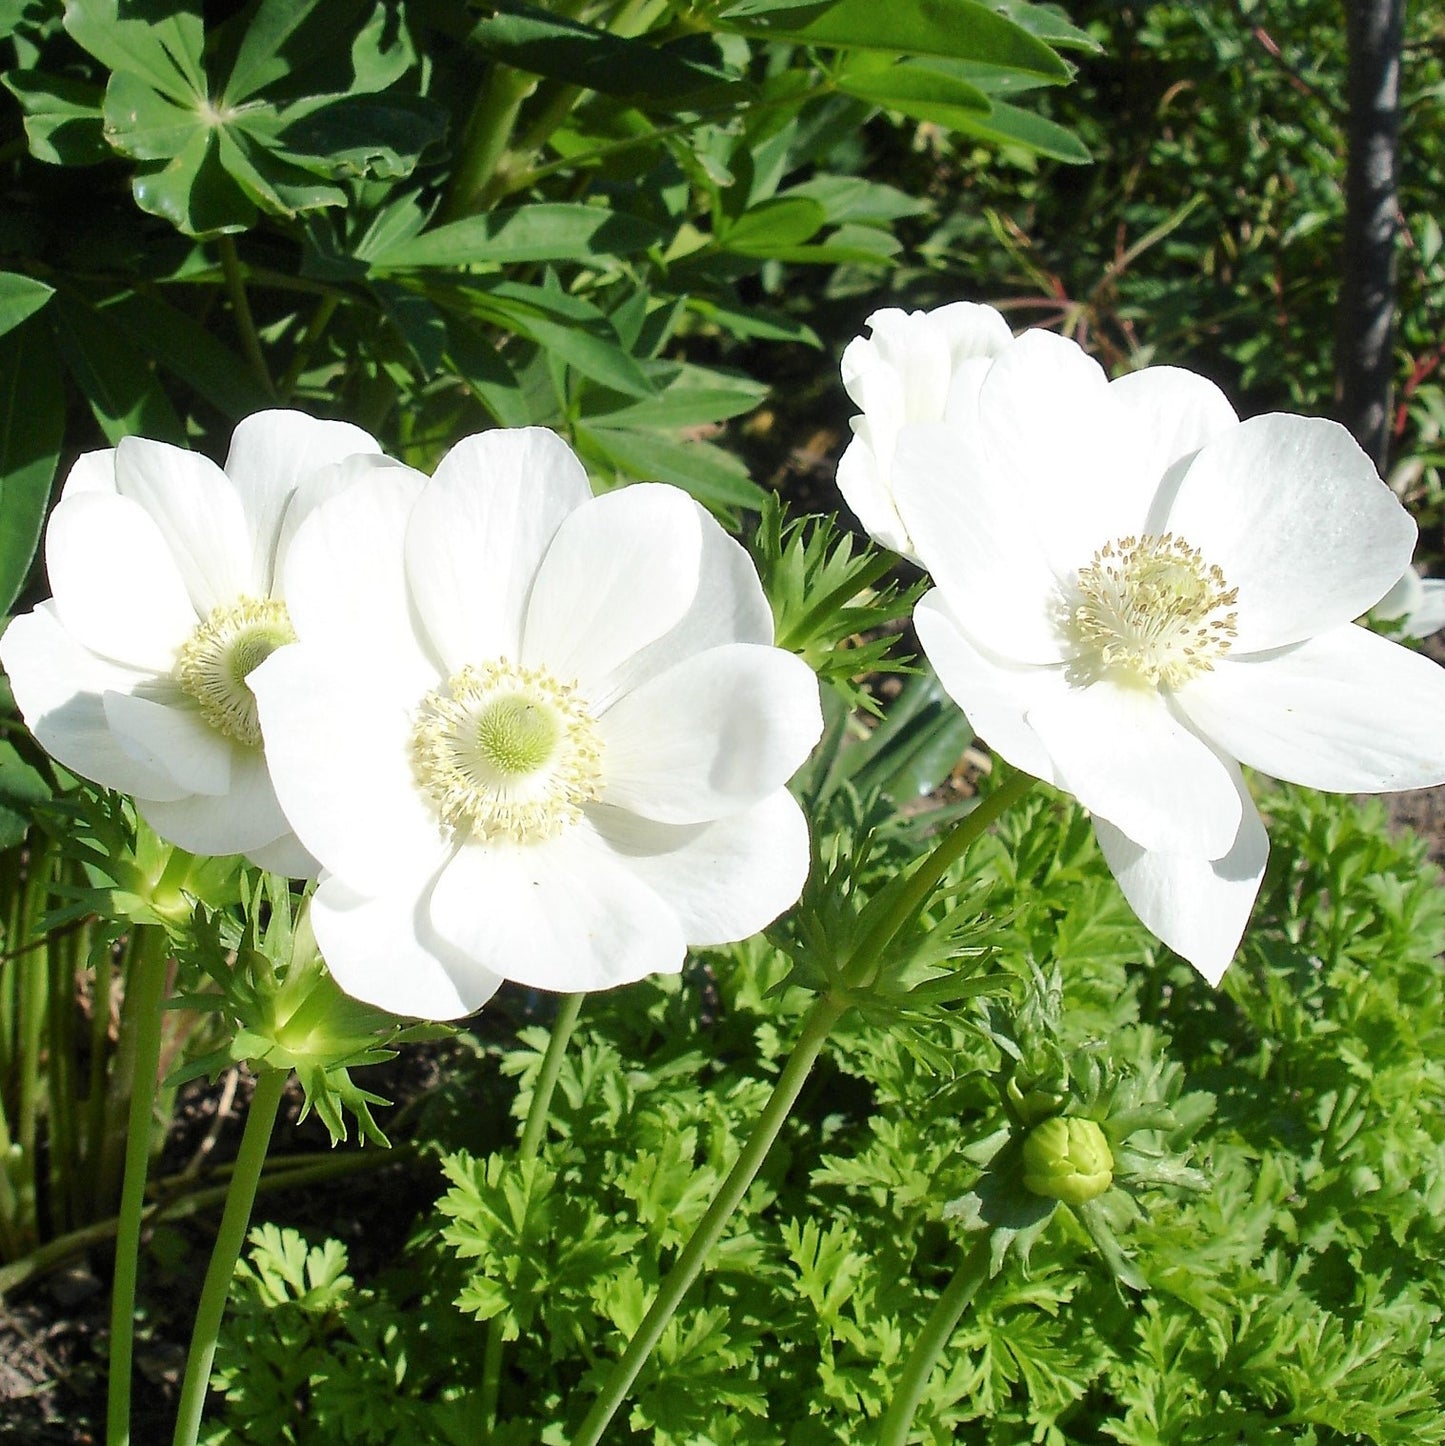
[217,235,275,398]
[480,991,586,1426]
[844,772,1035,987]
[876,1235,994,1446]
[171,1067,288,1446]
[570,772,1038,1445]
[106,926,173,1446]
[570,991,850,1446]
[440,65,540,223]
[278,293,339,402]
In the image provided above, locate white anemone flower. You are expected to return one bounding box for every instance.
[1373,564,1445,640]
[0,411,385,875]
[249,428,823,1021]
[838,301,1012,560]
[888,330,1445,983]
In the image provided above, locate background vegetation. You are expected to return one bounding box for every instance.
[1,0,1444,1439]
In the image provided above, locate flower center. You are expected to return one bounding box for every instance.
[1067,533,1238,688]
[410,661,603,844]
[174,597,296,746]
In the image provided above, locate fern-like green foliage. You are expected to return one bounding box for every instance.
[210,781,1445,1443]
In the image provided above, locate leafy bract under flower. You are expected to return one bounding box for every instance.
[877,327,1445,982]
[250,427,823,1021]
[0,411,386,874]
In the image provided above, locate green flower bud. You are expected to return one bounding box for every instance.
[1022,1116,1113,1205]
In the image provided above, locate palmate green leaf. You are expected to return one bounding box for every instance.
[0,273,54,338]
[707,0,1070,80]
[103,67,202,159]
[577,425,767,513]
[218,0,337,105]
[102,292,273,417]
[62,0,206,105]
[276,95,446,181]
[53,291,186,444]
[443,318,530,428]
[457,281,657,399]
[583,364,768,430]
[988,0,1099,51]
[786,173,930,226]
[130,127,256,234]
[217,0,413,108]
[835,56,992,119]
[949,96,1091,163]
[718,196,828,253]
[370,203,668,270]
[3,71,109,165]
[0,316,64,613]
[470,4,748,110]
[215,126,345,215]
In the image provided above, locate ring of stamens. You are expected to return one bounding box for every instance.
[174,596,296,746]
[411,660,602,844]
[1068,533,1238,688]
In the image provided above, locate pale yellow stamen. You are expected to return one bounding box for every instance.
[175,596,296,746]
[411,661,602,844]
[1067,533,1238,688]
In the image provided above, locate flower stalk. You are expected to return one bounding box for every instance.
[480,991,587,1426]
[171,1066,289,1446]
[570,773,1035,1445]
[106,924,174,1446]
[876,1234,994,1446]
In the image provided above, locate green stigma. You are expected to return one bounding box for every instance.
[175,596,296,747]
[475,694,562,777]
[411,660,603,844]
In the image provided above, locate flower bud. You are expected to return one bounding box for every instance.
[1022,1116,1113,1205]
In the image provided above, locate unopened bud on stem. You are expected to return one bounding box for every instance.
[1022,1116,1113,1205]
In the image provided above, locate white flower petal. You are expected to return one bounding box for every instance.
[837,303,1012,560]
[1094,776,1268,985]
[222,411,381,589]
[46,491,197,671]
[912,590,1063,784]
[598,643,822,824]
[245,831,318,879]
[894,423,1067,663]
[428,826,686,992]
[1177,623,1445,792]
[101,692,231,796]
[137,746,292,855]
[837,429,912,558]
[249,644,451,894]
[113,437,257,610]
[1408,579,1445,638]
[522,484,703,698]
[1026,679,1242,857]
[311,872,503,1021]
[842,309,944,420]
[973,330,1156,566]
[271,453,414,586]
[408,428,592,671]
[0,604,187,801]
[1162,414,1415,650]
[588,788,810,945]
[1372,566,1424,621]
[1108,366,1239,492]
[597,498,776,703]
[279,467,436,698]
[930,301,1014,365]
[59,449,118,500]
